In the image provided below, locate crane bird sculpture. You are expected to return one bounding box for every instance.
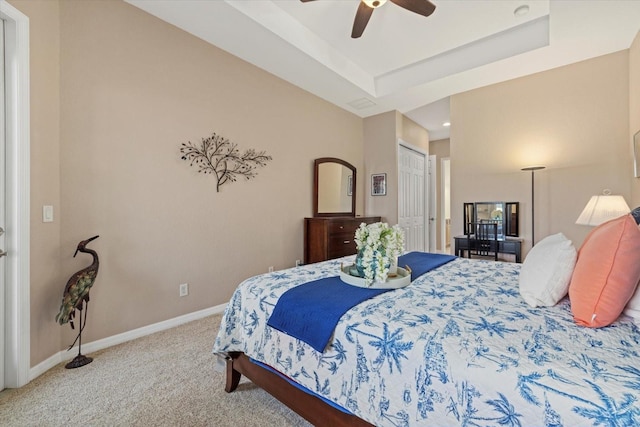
[55,235,100,369]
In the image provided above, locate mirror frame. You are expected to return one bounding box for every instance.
[504,202,519,237]
[463,203,475,235]
[313,157,356,217]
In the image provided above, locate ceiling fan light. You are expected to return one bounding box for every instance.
[362,0,388,9]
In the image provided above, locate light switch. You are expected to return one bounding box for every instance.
[43,205,54,223]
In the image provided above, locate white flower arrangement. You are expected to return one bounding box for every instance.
[354,222,405,285]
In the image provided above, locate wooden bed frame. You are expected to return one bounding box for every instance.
[225,351,374,426]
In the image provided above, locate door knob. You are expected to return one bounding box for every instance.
[0,227,4,235]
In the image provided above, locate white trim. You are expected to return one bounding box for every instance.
[0,1,30,389]
[428,154,437,252]
[30,303,227,381]
[440,157,451,253]
[397,138,427,157]
[0,16,5,393]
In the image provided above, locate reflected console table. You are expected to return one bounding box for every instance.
[454,235,523,263]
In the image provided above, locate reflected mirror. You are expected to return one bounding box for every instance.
[475,202,505,238]
[464,201,519,239]
[314,157,356,217]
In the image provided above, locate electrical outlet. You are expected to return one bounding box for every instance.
[179,283,189,297]
[295,259,301,267]
[268,266,274,273]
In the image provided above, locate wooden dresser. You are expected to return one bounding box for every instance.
[304,216,381,264]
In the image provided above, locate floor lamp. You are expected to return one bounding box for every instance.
[521,166,545,245]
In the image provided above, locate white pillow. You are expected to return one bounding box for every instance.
[519,233,577,307]
[623,213,640,322]
[623,281,640,323]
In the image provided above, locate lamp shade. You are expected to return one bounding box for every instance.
[575,193,630,226]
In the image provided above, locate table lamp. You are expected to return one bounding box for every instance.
[575,190,630,226]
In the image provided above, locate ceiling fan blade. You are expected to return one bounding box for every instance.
[390,0,436,17]
[352,1,374,38]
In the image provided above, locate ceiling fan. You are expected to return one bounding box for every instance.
[301,0,436,39]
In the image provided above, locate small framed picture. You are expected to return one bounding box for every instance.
[347,175,353,196]
[371,173,387,196]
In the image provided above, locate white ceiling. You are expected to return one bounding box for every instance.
[126,0,640,140]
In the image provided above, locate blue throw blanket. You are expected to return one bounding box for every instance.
[267,277,389,352]
[267,252,456,352]
[398,251,457,281]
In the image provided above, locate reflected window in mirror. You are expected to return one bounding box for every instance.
[475,202,505,238]
[314,158,356,217]
[464,201,519,239]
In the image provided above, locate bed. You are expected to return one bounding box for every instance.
[213,253,640,426]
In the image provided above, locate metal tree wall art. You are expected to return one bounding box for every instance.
[180,132,272,192]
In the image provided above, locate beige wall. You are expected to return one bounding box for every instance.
[451,51,631,256]
[631,31,640,207]
[400,114,430,152]
[19,0,365,366]
[363,111,429,225]
[363,111,398,223]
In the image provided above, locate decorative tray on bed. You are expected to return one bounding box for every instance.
[339,264,412,289]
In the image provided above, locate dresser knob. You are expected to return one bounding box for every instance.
[343,240,350,244]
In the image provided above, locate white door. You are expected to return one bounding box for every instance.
[0,3,30,389]
[398,144,426,252]
[428,155,436,252]
[0,19,5,390]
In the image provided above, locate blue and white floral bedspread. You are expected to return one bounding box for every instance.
[213,256,640,427]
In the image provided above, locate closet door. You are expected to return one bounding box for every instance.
[398,144,427,252]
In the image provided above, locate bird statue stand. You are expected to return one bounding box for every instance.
[55,235,100,369]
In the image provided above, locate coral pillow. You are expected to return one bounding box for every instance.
[569,214,640,327]
[519,233,577,307]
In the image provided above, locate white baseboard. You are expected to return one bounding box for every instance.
[29,303,227,382]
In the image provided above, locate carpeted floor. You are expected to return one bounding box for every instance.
[0,314,312,426]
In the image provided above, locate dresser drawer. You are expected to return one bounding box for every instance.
[304,216,381,264]
[328,233,357,258]
[328,220,360,235]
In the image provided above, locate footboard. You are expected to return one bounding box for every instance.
[225,352,374,426]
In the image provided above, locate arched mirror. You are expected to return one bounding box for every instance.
[313,157,356,217]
